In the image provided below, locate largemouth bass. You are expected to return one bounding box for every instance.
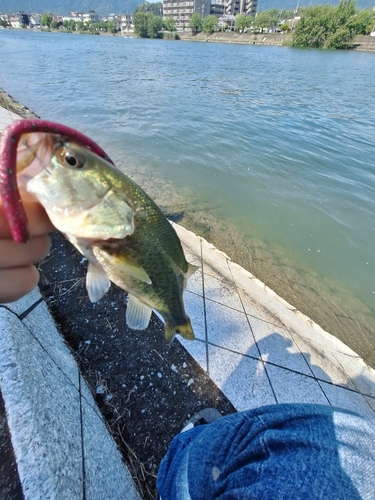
[5,123,197,343]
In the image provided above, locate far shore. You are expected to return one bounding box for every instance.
[2,27,375,51]
[179,31,375,51]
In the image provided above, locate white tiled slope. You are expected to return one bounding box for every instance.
[0,291,141,500]
[175,223,375,418]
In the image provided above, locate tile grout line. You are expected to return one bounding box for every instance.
[288,330,332,406]
[205,339,375,401]
[286,327,364,407]
[227,262,279,404]
[199,238,210,376]
[79,374,87,500]
[331,350,364,394]
[330,351,375,414]
[284,327,331,405]
[1,302,106,418]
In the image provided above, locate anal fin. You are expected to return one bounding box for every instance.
[86,262,111,302]
[126,294,152,330]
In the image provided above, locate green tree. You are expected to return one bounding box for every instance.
[202,15,218,33]
[325,26,352,48]
[76,21,89,31]
[50,20,60,29]
[293,1,359,49]
[63,19,76,31]
[350,9,374,35]
[163,16,176,31]
[254,9,280,31]
[190,13,203,33]
[107,21,117,33]
[234,14,251,32]
[279,22,290,32]
[134,2,162,16]
[134,12,150,37]
[148,14,163,37]
[0,19,8,28]
[96,20,109,31]
[41,14,52,27]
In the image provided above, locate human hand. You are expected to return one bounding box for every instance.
[0,200,55,303]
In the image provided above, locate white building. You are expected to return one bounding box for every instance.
[121,13,134,32]
[163,0,211,29]
[70,12,84,22]
[225,0,257,16]
[163,0,257,30]
[9,12,29,29]
[83,11,100,23]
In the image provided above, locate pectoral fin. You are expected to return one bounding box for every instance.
[86,262,111,302]
[112,254,152,285]
[126,294,152,330]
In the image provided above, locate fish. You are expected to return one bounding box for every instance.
[0,119,197,343]
[0,119,114,243]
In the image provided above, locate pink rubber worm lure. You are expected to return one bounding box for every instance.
[0,119,114,244]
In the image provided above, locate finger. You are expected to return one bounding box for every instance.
[0,201,55,238]
[0,266,40,303]
[0,235,51,268]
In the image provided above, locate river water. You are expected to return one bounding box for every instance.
[1,30,375,367]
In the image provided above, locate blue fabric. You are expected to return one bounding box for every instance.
[157,404,375,499]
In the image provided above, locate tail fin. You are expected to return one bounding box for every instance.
[164,316,195,344]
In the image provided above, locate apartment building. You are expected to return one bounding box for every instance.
[225,0,258,16]
[121,13,134,32]
[83,11,100,23]
[8,12,29,28]
[211,0,225,17]
[107,13,122,30]
[163,0,257,29]
[163,0,211,28]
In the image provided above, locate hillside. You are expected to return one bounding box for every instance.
[0,0,373,17]
[0,0,144,16]
[258,0,375,10]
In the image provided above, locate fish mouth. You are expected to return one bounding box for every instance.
[17,133,55,181]
[0,119,115,243]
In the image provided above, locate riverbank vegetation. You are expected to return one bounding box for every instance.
[133,1,181,38]
[293,1,374,48]
[41,13,119,33]
[133,11,179,38]
[132,0,374,47]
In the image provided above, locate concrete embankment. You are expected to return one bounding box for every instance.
[178,31,375,51]
[352,35,375,51]
[179,31,292,46]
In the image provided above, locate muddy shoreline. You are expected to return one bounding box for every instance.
[0,88,39,119]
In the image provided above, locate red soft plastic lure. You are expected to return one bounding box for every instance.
[0,119,114,243]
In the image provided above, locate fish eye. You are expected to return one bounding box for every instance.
[62,150,85,169]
